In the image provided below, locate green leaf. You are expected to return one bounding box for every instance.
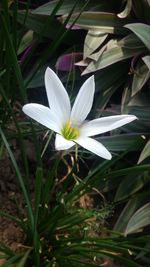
[17,30,34,55]
[83,34,145,73]
[132,60,150,96]
[93,164,150,194]
[26,66,46,88]
[33,0,107,16]
[105,165,150,180]
[127,106,150,123]
[117,0,132,18]
[17,11,61,39]
[83,30,108,59]
[128,95,150,112]
[83,47,144,74]
[15,249,31,267]
[114,173,149,202]
[125,23,150,50]
[125,203,150,235]
[93,61,129,109]
[33,167,43,259]
[0,127,34,232]
[138,139,150,164]
[61,12,132,34]
[114,192,150,232]
[0,15,26,101]
[1,255,21,267]
[142,55,150,70]
[98,134,145,152]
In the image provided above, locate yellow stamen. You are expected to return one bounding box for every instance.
[61,121,79,140]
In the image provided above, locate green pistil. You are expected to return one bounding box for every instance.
[62,121,79,140]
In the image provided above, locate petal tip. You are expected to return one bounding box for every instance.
[45,66,52,77]
[22,103,30,113]
[128,115,138,122]
[103,151,112,160]
[133,115,138,120]
[88,74,95,82]
[107,153,112,160]
[45,67,57,81]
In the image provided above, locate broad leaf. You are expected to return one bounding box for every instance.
[82,34,146,74]
[125,203,150,235]
[17,30,34,55]
[17,11,61,39]
[61,12,132,34]
[83,30,108,59]
[33,0,110,16]
[83,46,145,74]
[138,139,150,164]
[117,0,132,18]
[93,61,129,109]
[17,11,81,45]
[127,106,150,122]
[114,173,149,201]
[132,60,150,96]
[142,55,150,70]
[125,23,150,50]
[98,134,145,152]
[114,192,150,232]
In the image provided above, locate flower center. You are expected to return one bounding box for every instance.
[61,121,79,140]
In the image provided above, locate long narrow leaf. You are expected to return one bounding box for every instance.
[0,127,34,232]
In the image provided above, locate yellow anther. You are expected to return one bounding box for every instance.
[61,121,79,140]
[67,121,71,129]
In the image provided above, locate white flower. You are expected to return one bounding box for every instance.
[23,67,137,160]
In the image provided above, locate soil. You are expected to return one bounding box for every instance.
[0,151,24,264]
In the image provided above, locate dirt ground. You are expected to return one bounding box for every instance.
[0,152,25,251]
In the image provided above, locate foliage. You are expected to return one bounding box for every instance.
[0,0,150,266]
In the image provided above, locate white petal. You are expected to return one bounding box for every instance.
[76,137,112,160]
[70,75,95,125]
[23,103,61,133]
[55,134,75,150]
[80,115,137,137]
[45,67,71,123]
